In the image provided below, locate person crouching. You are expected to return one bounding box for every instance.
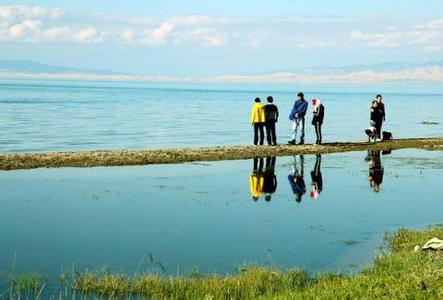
[311,98,325,145]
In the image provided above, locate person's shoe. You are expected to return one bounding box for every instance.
[288,140,296,145]
[298,141,304,145]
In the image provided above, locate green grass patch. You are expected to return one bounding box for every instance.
[4,227,443,299]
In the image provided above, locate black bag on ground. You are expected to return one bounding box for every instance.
[382,131,393,141]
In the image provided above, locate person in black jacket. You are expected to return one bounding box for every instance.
[370,100,384,141]
[375,94,385,139]
[311,98,325,145]
[263,157,277,202]
[264,96,279,146]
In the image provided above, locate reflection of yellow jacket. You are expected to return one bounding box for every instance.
[249,174,264,198]
[250,103,265,124]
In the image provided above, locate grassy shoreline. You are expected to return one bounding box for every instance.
[1,137,442,170]
[6,227,443,299]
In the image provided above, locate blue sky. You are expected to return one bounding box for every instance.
[0,1,442,76]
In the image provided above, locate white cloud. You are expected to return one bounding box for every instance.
[0,5,64,22]
[350,19,443,51]
[175,28,227,46]
[74,26,103,43]
[168,15,236,26]
[8,19,41,38]
[119,29,135,43]
[415,19,443,30]
[42,26,70,40]
[0,4,441,54]
[139,22,175,45]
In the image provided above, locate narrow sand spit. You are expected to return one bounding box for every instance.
[0,137,442,170]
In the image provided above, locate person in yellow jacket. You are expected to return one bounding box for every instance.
[250,98,265,145]
[249,157,264,201]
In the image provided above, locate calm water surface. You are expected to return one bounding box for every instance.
[0,149,442,287]
[0,79,442,152]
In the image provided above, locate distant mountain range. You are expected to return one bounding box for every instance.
[280,61,443,75]
[0,60,121,75]
[1,60,442,77]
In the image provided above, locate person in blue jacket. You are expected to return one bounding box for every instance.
[288,92,308,145]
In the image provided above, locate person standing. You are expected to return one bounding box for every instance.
[250,97,265,145]
[375,94,385,139]
[264,96,279,146]
[288,92,308,145]
[311,98,325,145]
[370,100,384,142]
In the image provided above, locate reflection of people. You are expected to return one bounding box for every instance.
[288,155,306,202]
[310,154,323,199]
[251,97,265,145]
[263,157,277,201]
[365,150,384,193]
[249,157,264,201]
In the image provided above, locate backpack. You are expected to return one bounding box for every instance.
[382,131,393,141]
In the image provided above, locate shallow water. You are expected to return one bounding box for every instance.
[0,149,442,288]
[0,79,442,152]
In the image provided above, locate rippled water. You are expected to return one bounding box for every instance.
[0,149,442,285]
[0,79,442,152]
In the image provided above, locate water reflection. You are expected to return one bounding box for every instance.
[263,157,277,202]
[365,150,385,193]
[249,157,278,201]
[310,154,323,199]
[249,157,264,201]
[249,151,389,201]
[288,155,306,202]
[1,149,442,282]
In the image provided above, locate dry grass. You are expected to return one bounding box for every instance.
[1,137,442,170]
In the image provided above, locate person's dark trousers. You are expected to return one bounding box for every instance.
[253,123,265,145]
[300,117,305,144]
[266,156,276,168]
[314,122,322,144]
[374,122,382,139]
[265,121,277,145]
[253,157,264,172]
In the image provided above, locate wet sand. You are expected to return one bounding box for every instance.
[0,137,442,170]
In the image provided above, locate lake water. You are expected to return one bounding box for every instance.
[0,79,442,153]
[0,149,442,289]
